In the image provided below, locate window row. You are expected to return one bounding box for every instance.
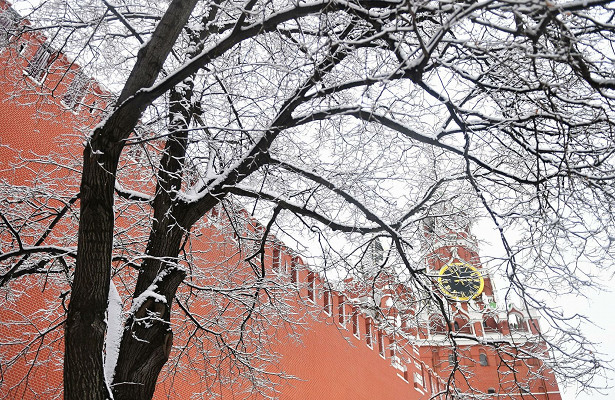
[0,10,101,113]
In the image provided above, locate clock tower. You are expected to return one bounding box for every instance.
[422,214,497,317]
[417,214,561,400]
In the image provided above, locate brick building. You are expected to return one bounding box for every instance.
[0,3,562,399]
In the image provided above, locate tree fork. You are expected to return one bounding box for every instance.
[64,1,200,398]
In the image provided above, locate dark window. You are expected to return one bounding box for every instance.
[271,245,280,272]
[290,258,298,284]
[352,310,360,338]
[365,318,373,347]
[62,70,89,109]
[429,315,446,335]
[323,290,332,315]
[26,44,54,82]
[448,353,455,366]
[487,388,496,394]
[479,352,488,366]
[338,295,346,324]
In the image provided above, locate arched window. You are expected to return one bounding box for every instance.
[479,352,488,366]
[483,316,498,332]
[429,315,446,335]
[453,321,460,331]
[509,312,526,331]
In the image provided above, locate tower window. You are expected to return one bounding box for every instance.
[509,312,526,332]
[487,388,496,394]
[371,238,384,266]
[479,352,488,366]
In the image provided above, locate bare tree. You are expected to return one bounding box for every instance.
[1,0,615,399]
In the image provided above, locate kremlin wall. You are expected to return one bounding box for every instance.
[0,3,562,399]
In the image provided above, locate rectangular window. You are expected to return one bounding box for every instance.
[389,338,396,358]
[352,309,360,338]
[290,257,298,284]
[323,290,332,315]
[25,43,54,82]
[365,318,373,348]
[378,331,385,358]
[338,295,346,325]
[272,245,281,272]
[307,271,315,303]
[62,70,89,109]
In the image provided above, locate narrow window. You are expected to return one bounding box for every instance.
[323,290,332,315]
[487,388,496,394]
[338,295,346,325]
[352,309,360,338]
[479,352,488,366]
[62,70,89,109]
[448,353,455,366]
[365,318,373,348]
[389,338,396,358]
[290,258,298,284]
[378,330,385,358]
[26,43,53,82]
[272,245,280,272]
[454,321,460,331]
[307,271,315,302]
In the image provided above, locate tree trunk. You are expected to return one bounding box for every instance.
[65,142,121,399]
[111,262,186,400]
[64,1,200,398]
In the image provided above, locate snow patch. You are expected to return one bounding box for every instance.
[104,280,123,390]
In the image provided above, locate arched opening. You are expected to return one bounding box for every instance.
[429,315,447,335]
[509,312,527,332]
[482,316,498,332]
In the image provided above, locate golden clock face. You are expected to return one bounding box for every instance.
[437,262,484,301]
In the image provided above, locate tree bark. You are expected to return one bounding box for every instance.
[113,74,197,400]
[64,1,199,399]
